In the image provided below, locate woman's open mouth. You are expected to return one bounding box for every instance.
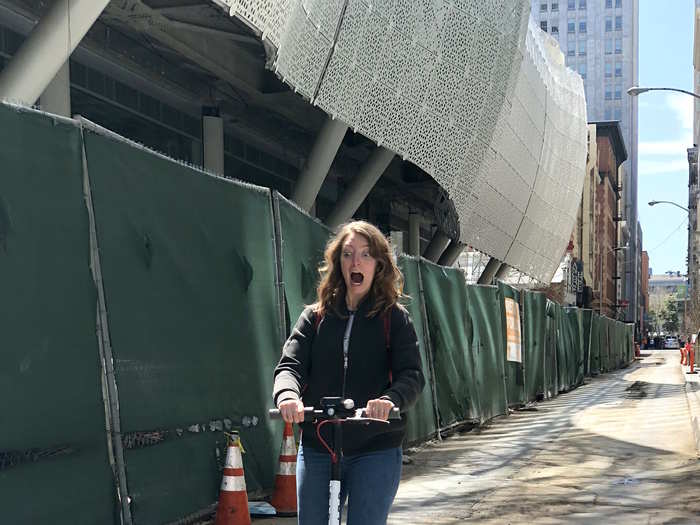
[350,272,364,285]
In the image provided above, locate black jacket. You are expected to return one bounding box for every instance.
[273,299,425,456]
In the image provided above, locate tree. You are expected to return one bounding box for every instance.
[659,296,680,334]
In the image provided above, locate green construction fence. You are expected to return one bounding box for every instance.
[0,102,637,524]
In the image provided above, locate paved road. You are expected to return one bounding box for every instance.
[388,350,700,524]
[258,351,700,524]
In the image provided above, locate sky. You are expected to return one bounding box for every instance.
[637,0,695,276]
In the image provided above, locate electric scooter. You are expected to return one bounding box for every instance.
[269,397,400,525]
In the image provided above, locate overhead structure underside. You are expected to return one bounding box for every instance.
[216,0,587,282]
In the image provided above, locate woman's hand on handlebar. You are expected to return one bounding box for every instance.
[365,398,395,421]
[278,398,305,424]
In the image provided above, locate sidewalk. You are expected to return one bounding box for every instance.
[682,352,700,455]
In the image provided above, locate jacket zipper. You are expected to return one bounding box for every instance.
[342,312,355,399]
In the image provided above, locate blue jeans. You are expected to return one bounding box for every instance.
[296,444,402,525]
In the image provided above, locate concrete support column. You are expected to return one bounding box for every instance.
[292,117,348,212]
[0,0,110,105]
[477,257,501,285]
[202,107,224,175]
[326,147,395,228]
[423,230,451,262]
[408,212,421,256]
[494,263,511,281]
[437,240,465,267]
[41,61,70,116]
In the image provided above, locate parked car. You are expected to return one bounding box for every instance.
[664,336,680,349]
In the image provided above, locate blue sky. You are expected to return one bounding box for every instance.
[637,0,694,275]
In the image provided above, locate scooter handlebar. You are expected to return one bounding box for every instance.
[268,407,317,422]
[268,406,400,421]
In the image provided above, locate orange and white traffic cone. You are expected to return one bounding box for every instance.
[270,421,298,516]
[215,432,251,525]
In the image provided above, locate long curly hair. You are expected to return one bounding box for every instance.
[314,221,403,318]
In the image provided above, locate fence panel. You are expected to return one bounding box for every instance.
[0,106,115,524]
[523,291,547,401]
[420,261,478,426]
[582,310,593,377]
[276,194,331,325]
[84,129,282,523]
[498,283,525,406]
[590,313,602,375]
[545,301,559,397]
[398,256,439,443]
[467,285,508,422]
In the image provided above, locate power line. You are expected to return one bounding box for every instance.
[648,218,688,252]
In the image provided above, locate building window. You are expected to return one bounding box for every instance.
[605,107,612,119]
[568,19,576,33]
[578,62,587,79]
[579,20,587,33]
[615,38,622,54]
[552,25,559,34]
[579,0,586,9]
[615,15,622,30]
[605,17,613,32]
[541,20,548,31]
[614,62,622,77]
[568,40,576,56]
[605,86,612,100]
[615,84,622,99]
[579,40,586,55]
[540,2,548,11]
[568,0,575,10]
[605,38,613,54]
[614,107,622,120]
[605,62,612,77]
[615,0,621,7]
[606,0,612,7]
[552,2,559,11]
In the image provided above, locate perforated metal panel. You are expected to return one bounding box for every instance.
[220,1,587,282]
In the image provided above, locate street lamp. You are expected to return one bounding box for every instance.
[600,246,628,316]
[627,86,700,101]
[648,200,690,213]
[648,200,692,335]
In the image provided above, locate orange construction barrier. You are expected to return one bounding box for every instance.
[215,432,251,525]
[689,343,697,375]
[270,421,298,516]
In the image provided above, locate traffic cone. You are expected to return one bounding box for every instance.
[270,421,298,516]
[215,432,251,525]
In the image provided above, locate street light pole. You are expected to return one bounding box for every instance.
[627,86,700,101]
[648,200,690,213]
[647,200,692,336]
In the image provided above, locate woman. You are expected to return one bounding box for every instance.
[273,220,425,525]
